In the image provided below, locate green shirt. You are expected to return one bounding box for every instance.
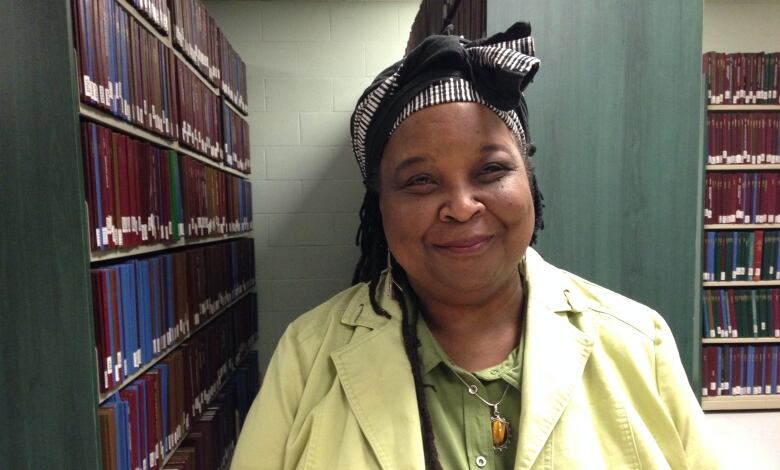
[417,318,523,470]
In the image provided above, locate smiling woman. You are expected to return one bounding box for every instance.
[231,22,718,470]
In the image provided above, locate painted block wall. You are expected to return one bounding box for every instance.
[204,1,419,373]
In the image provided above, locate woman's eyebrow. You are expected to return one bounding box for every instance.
[394,155,431,177]
[480,143,513,154]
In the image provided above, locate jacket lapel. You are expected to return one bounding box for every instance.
[515,250,595,469]
[330,281,425,469]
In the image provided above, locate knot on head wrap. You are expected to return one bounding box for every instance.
[350,22,541,182]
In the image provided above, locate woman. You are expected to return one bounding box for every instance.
[232,23,716,470]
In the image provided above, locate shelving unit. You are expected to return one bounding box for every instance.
[702,395,780,411]
[6,0,256,469]
[700,83,780,410]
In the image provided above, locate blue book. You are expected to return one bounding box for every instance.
[719,290,729,337]
[137,260,152,364]
[106,0,117,116]
[150,257,161,356]
[761,346,768,394]
[702,295,711,338]
[165,255,175,346]
[81,0,96,104]
[119,8,130,121]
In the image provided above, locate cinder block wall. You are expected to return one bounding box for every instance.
[204,1,419,373]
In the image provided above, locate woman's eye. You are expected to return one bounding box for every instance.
[402,174,437,193]
[479,163,508,178]
[407,175,433,186]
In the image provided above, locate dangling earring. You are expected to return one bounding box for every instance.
[385,250,395,299]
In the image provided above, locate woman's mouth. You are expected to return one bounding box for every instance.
[433,235,494,254]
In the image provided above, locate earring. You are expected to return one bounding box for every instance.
[385,250,395,299]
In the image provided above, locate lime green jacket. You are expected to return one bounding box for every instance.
[231,248,717,469]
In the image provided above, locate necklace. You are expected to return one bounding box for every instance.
[451,372,512,452]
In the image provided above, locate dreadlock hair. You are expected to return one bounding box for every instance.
[350,140,544,470]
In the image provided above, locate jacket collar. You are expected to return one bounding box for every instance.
[332,248,596,469]
[331,277,424,469]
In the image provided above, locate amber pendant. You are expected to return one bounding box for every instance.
[490,414,511,452]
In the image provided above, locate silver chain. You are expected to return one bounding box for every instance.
[450,370,510,414]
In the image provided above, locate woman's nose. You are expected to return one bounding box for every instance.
[438,186,485,223]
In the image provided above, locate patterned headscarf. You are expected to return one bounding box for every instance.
[350,22,541,182]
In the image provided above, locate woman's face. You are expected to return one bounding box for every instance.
[378,102,535,298]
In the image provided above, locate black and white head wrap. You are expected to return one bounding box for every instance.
[350,22,541,182]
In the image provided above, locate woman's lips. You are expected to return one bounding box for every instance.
[433,235,494,254]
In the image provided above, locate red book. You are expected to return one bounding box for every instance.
[767,173,777,224]
[764,346,773,394]
[98,125,115,249]
[733,346,743,395]
[119,388,141,470]
[108,268,123,383]
[91,271,109,392]
[754,231,764,281]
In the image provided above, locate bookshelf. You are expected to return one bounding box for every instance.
[1,0,256,468]
[700,50,780,411]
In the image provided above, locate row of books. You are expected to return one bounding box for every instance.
[703,230,780,282]
[73,0,251,168]
[179,155,252,239]
[175,54,222,161]
[162,358,259,470]
[221,100,251,173]
[706,113,780,165]
[92,239,255,392]
[82,121,252,252]
[98,308,258,470]
[702,288,780,339]
[219,34,248,114]
[171,0,221,87]
[703,52,780,105]
[703,172,779,225]
[74,0,177,138]
[702,345,780,397]
[127,0,170,35]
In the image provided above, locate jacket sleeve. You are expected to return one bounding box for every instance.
[231,325,309,470]
[654,315,721,470]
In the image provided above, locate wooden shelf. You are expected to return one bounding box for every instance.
[707,104,780,111]
[703,280,780,287]
[703,338,780,344]
[89,232,251,263]
[706,164,780,171]
[702,394,780,411]
[704,223,780,230]
[223,97,248,119]
[97,286,255,404]
[160,333,257,467]
[79,103,249,178]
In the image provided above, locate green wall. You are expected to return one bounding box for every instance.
[488,0,704,389]
[0,0,102,467]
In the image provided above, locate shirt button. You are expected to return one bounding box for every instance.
[475,455,487,468]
